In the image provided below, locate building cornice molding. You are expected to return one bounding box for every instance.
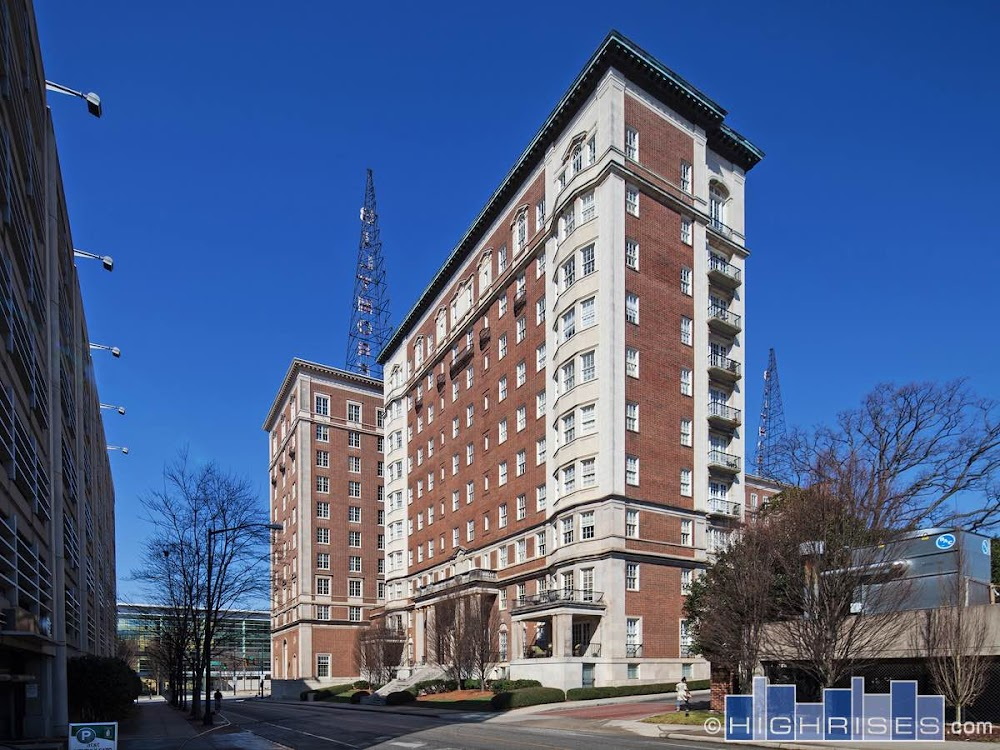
[262,358,382,432]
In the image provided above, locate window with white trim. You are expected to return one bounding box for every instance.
[516,316,526,343]
[536,343,546,371]
[561,516,575,544]
[626,455,639,486]
[314,395,329,416]
[516,361,526,388]
[681,419,692,446]
[316,424,329,442]
[348,506,361,523]
[625,238,639,270]
[562,465,576,495]
[347,402,362,423]
[626,347,639,378]
[536,529,547,554]
[316,450,329,468]
[317,606,330,621]
[626,185,639,216]
[561,413,576,444]
[626,562,640,591]
[516,406,526,431]
[499,376,508,401]
[536,485,547,511]
[348,455,361,473]
[499,461,508,486]
[498,333,507,359]
[317,527,330,544]
[680,266,692,295]
[349,579,363,598]
[581,458,596,488]
[316,502,330,519]
[581,350,596,382]
[561,308,576,342]
[316,577,330,596]
[681,569,693,595]
[536,199,546,231]
[581,296,596,328]
[466,443,474,465]
[581,192,596,222]
[681,519,693,546]
[317,654,331,677]
[625,127,639,161]
[681,217,692,245]
[316,476,329,493]
[626,402,639,432]
[498,419,508,444]
[581,404,596,434]
[581,511,595,539]
[561,361,575,392]
[680,368,693,396]
[536,297,546,324]
[499,504,508,528]
[625,293,639,325]
[680,161,692,192]
[536,438,546,465]
[560,257,576,291]
[466,519,475,541]
[680,469,692,497]
[349,607,362,623]
[516,450,526,476]
[536,390,546,417]
[626,509,639,538]
[681,316,692,345]
[349,481,361,497]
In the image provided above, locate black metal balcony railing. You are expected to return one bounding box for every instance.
[625,642,643,658]
[512,588,605,612]
[523,644,553,659]
[708,449,742,473]
[707,401,742,424]
[707,253,741,284]
[708,352,741,378]
[572,642,601,658]
[449,345,473,378]
[521,641,602,659]
[708,304,742,332]
[709,218,734,238]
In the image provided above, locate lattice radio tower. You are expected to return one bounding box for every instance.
[755,348,787,478]
[345,169,392,378]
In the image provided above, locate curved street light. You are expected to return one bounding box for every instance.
[204,522,283,724]
[74,248,114,272]
[90,343,121,358]
[45,80,102,118]
[107,446,129,454]
[100,403,126,415]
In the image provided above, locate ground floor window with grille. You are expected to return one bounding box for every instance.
[317,654,331,678]
[628,664,639,679]
[349,606,362,622]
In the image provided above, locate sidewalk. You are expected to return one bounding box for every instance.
[118,699,287,750]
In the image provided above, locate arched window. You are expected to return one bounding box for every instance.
[414,337,424,367]
[478,251,493,292]
[513,210,528,255]
[709,182,729,229]
[435,308,447,346]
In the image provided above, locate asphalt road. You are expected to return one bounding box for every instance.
[220,699,711,750]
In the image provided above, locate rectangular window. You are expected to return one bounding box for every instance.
[317,527,330,544]
[348,481,361,497]
[347,403,362,423]
[536,485,547,511]
[317,605,330,621]
[452,527,459,547]
[626,402,639,432]
[626,185,639,216]
[581,511,595,540]
[562,413,576,444]
[536,390,546,417]
[581,296,596,328]
[536,530,547,555]
[348,506,361,523]
[680,316,692,345]
[580,247,596,280]
[680,368,693,396]
[626,456,639,486]
[581,458,596,488]
[348,431,361,448]
[316,577,331,596]
[316,476,329,493]
[349,579,363,598]
[499,462,508,486]
[499,504,508,528]
[466,481,475,503]
[625,126,639,161]
[680,266,692,295]
[317,654,331,677]
[348,455,361,473]
[681,519,693,546]
[628,664,639,680]
[581,350,596,382]
[680,469,692,497]
[536,198,546,231]
[316,450,329,468]
[561,309,576,342]
[625,293,639,324]
[626,562,640,591]
[516,316,526,343]
[349,607,362,623]
[316,502,330,519]
[625,347,639,378]
[560,257,576,291]
[562,465,576,495]
[680,160,692,192]
[536,438,546,465]
[681,217,692,245]
[536,343,546,371]
[466,403,474,427]
[536,297,546,324]
[626,509,639,538]
[467,519,475,541]
[625,238,639,270]
[562,516,574,544]
[498,245,508,273]
[466,366,474,390]
[499,419,508,444]
[466,443,474,465]
[681,419,693,446]
[314,395,329,416]
[349,530,362,547]
[681,569,693,595]
[517,494,526,520]
[516,360,526,387]
[498,333,508,359]
[561,361,575,391]
[581,404,596,433]
[498,546,508,568]
[516,450,526,476]
[581,192,596,222]
[316,424,329,442]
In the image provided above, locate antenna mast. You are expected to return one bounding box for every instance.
[755,348,787,478]
[345,169,391,378]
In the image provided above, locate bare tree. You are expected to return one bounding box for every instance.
[464,594,500,686]
[116,637,140,670]
[685,521,789,693]
[354,620,405,689]
[915,549,990,723]
[783,381,1000,531]
[767,485,913,692]
[132,452,271,718]
[426,594,476,688]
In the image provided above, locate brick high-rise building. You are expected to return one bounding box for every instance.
[0,0,119,739]
[263,360,384,696]
[379,31,763,690]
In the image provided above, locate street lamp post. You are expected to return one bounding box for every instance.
[204,522,282,725]
[106,445,129,454]
[100,403,126,415]
[73,248,114,271]
[45,80,103,117]
[89,342,121,358]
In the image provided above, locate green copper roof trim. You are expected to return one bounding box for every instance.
[378,30,763,365]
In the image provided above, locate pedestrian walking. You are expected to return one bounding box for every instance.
[675,676,690,715]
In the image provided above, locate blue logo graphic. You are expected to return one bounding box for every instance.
[724,677,944,742]
[76,727,96,743]
[935,534,956,550]
[983,540,991,555]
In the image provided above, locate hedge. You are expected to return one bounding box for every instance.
[67,656,142,721]
[304,683,355,701]
[566,679,710,702]
[386,690,417,706]
[349,690,370,704]
[489,679,542,695]
[491,687,565,710]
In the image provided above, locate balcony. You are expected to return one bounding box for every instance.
[511,588,606,616]
[414,568,499,601]
[449,345,473,378]
[436,373,446,391]
[708,305,741,336]
[625,642,643,658]
[708,499,742,518]
[708,449,742,474]
[522,641,602,659]
[478,327,491,351]
[708,352,741,383]
[707,401,742,428]
[707,253,741,290]
[513,289,527,314]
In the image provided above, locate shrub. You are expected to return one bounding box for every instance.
[349,690,370,704]
[565,679,711,701]
[353,680,371,690]
[489,679,542,695]
[68,656,141,721]
[300,690,314,701]
[490,686,565,710]
[313,683,355,701]
[385,690,417,706]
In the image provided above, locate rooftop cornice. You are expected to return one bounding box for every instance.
[262,358,382,432]
[378,29,763,365]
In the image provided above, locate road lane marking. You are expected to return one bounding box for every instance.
[262,721,360,747]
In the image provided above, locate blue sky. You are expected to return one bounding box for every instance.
[36,2,1000,602]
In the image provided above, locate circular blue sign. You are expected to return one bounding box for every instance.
[984,540,991,555]
[76,728,96,743]
[935,534,956,550]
